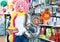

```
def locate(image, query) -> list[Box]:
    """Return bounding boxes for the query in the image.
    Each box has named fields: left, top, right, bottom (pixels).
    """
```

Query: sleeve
left=26, top=13, right=31, bottom=25
left=24, top=14, right=32, bottom=37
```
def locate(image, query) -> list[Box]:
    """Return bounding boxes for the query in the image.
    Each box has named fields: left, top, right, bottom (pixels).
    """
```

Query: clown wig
left=14, top=0, right=29, bottom=13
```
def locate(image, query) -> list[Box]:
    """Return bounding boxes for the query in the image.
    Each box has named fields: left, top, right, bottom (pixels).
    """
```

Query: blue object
left=29, top=28, right=35, bottom=33
left=15, top=35, right=29, bottom=42
left=32, top=0, right=37, bottom=2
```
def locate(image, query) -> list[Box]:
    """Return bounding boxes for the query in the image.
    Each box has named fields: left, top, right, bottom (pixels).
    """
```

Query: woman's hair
left=14, top=0, right=29, bottom=13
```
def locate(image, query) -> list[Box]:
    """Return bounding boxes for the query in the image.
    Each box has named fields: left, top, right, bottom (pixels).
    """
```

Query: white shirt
left=15, top=15, right=27, bottom=35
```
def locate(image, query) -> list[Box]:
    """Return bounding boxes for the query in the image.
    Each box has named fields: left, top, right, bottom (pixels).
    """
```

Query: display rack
left=31, top=0, right=60, bottom=42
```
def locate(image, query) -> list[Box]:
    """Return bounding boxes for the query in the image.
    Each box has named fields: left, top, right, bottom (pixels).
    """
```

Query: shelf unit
left=31, top=0, right=60, bottom=42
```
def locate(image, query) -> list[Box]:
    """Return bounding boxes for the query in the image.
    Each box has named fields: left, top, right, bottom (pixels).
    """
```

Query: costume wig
left=14, top=0, right=29, bottom=13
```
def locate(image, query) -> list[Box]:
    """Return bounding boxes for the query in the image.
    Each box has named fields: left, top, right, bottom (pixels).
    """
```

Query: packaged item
left=52, top=29, right=55, bottom=36
left=52, top=7, right=57, bottom=13
left=40, top=27, right=46, bottom=35
left=48, top=17, right=54, bottom=26
left=46, top=28, right=51, bottom=38
left=40, top=27, right=46, bottom=38
left=56, top=18, right=60, bottom=26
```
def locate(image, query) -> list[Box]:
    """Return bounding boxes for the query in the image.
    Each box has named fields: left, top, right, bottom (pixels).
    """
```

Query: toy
left=7, top=0, right=29, bottom=42
left=41, top=8, right=51, bottom=25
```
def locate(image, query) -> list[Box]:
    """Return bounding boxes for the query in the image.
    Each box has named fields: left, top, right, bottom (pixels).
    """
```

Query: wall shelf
left=39, top=24, right=60, bottom=29
left=38, top=37, right=55, bottom=42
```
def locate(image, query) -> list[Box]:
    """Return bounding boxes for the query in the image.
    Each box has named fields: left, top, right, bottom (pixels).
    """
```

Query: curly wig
left=14, top=0, right=29, bottom=13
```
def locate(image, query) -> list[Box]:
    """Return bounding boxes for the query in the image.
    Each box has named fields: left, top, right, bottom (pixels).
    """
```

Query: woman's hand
left=6, top=28, right=19, bottom=34
left=6, top=29, right=13, bottom=34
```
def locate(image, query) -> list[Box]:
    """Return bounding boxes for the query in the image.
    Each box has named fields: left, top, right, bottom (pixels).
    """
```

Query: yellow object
left=40, top=34, right=46, bottom=39
left=7, top=3, right=13, bottom=9
left=8, top=11, right=26, bottom=42
left=9, top=34, right=14, bottom=42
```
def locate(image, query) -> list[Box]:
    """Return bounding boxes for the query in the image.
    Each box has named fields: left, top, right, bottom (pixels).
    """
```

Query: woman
left=6, top=0, right=30, bottom=42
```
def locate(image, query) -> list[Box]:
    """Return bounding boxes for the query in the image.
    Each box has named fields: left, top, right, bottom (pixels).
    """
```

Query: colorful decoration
left=8, top=3, right=14, bottom=11
left=1, top=1, right=7, bottom=7
left=12, top=0, right=17, bottom=4
left=2, top=8, right=6, bottom=13
left=41, top=8, right=51, bottom=25
left=14, top=0, right=29, bottom=13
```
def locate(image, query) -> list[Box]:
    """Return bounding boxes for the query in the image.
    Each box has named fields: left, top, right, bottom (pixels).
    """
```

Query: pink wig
left=14, top=0, right=29, bottom=13
left=25, top=0, right=31, bottom=3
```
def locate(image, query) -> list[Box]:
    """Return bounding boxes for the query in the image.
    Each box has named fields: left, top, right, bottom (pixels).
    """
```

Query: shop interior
left=0, top=0, right=60, bottom=42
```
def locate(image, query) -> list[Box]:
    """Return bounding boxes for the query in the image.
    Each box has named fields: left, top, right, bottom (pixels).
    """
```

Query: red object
left=0, top=14, right=3, bottom=16
left=49, top=36, right=54, bottom=41
left=12, top=8, right=14, bottom=11
left=13, top=14, right=17, bottom=42
left=55, top=30, right=59, bottom=42
left=59, top=33, right=60, bottom=40
left=57, top=2, right=60, bottom=6
left=55, top=37, right=58, bottom=42
left=55, top=30, right=59, bottom=36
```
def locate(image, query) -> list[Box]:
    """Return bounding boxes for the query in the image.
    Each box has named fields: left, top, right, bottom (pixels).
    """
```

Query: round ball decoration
left=2, top=8, right=6, bottom=13
left=1, top=1, right=7, bottom=7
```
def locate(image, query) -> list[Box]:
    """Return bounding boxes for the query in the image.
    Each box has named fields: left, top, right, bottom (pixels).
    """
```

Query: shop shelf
left=51, top=16, right=60, bottom=18
left=38, top=37, right=55, bottom=42
left=39, top=24, right=53, bottom=28
left=39, top=24, right=60, bottom=29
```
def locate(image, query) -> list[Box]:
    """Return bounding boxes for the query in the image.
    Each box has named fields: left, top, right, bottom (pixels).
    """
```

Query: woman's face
left=19, top=5, right=24, bottom=12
